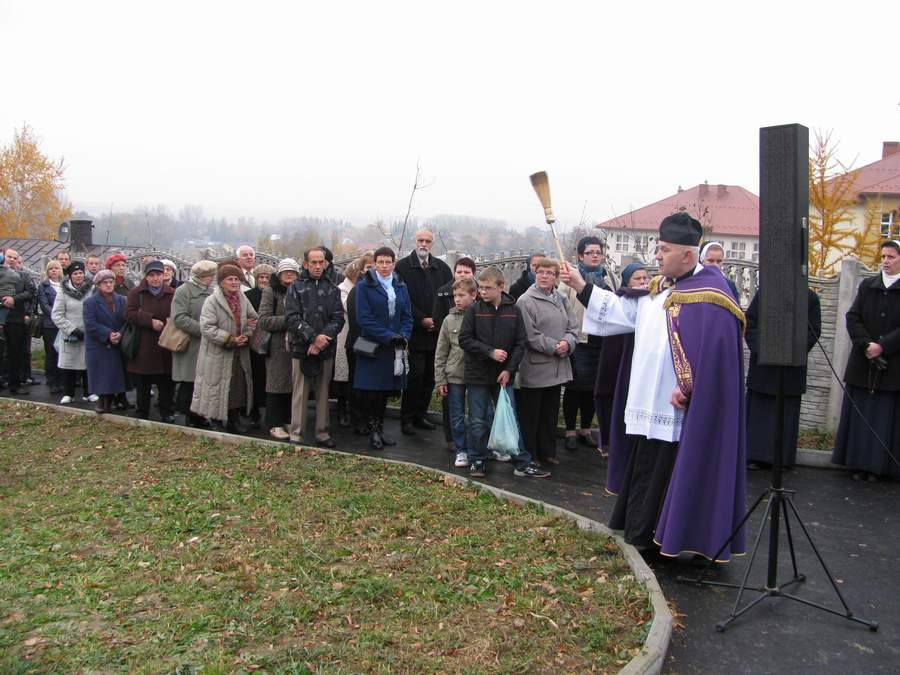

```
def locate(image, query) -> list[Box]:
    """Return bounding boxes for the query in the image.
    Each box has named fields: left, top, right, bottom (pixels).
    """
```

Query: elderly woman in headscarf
left=191, top=264, right=258, bottom=433
left=244, top=262, right=275, bottom=428
left=82, top=269, right=128, bottom=413
left=171, top=260, right=217, bottom=427
left=51, top=261, right=96, bottom=404
left=257, top=258, right=300, bottom=439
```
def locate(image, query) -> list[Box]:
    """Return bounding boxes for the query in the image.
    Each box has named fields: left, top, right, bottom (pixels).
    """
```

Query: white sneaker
left=84, top=394, right=100, bottom=402
left=59, top=395, right=73, bottom=404
left=492, top=450, right=512, bottom=462
left=454, top=451, right=469, bottom=467
left=270, top=427, right=290, bottom=440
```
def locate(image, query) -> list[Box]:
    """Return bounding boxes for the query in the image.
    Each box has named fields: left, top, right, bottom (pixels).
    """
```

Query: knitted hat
left=105, top=253, right=127, bottom=269
left=252, top=263, right=276, bottom=279
left=277, top=258, right=300, bottom=276
left=218, top=263, right=243, bottom=284
left=93, top=269, right=115, bottom=286
left=159, top=259, right=177, bottom=272
left=143, top=260, right=165, bottom=274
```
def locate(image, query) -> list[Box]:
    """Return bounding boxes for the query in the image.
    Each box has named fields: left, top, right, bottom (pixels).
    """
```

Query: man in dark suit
left=394, top=229, right=453, bottom=435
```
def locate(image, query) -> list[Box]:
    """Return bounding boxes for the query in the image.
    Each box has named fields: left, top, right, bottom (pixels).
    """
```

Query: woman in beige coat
left=171, top=260, right=216, bottom=427
left=515, top=257, right=579, bottom=465
left=190, top=265, right=258, bottom=433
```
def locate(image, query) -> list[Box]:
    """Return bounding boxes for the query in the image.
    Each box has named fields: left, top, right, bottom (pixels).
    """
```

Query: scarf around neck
left=376, top=271, right=397, bottom=317
left=62, top=278, right=90, bottom=300
left=883, top=270, right=900, bottom=288
left=223, top=289, right=242, bottom=334
left=578, top=261, right=607, bottom=288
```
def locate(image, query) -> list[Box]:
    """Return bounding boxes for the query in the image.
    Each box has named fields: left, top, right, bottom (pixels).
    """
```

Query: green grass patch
left=30, top=345, right=45, bottom=374
left=798, top=427, right=835, bottom=451
left=0, top=401, right=649, bottom=672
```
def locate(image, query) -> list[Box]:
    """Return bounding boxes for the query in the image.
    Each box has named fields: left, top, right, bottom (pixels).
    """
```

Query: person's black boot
left=377, top=420, right=396, bottom=446
left=226, top=410, right=248, bottom=434
left=368, top=418, right=383, bottom=450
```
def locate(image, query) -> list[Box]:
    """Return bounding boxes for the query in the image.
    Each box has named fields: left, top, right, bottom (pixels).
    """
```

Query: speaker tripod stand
left=678, top=368, right=878, bottom=633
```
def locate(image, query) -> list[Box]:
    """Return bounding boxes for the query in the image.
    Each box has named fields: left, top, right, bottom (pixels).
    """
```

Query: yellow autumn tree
left=808, top=130, right=860, bottom=277
left=0, top=124, right=72, bottom=239
left=853, top=195, right=886, bottom=269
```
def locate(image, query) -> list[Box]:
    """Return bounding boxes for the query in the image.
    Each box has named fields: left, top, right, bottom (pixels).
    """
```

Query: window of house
left=881, top=212, right=897, bottom=238
left=727, top=241, right=746, bottom=260
left=614, top=233, right=628, bottom=253
left=752, top=242, right=759, bottom=262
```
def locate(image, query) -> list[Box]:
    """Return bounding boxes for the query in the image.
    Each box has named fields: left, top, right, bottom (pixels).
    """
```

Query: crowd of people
left=1, top=228, right=898, bottom=562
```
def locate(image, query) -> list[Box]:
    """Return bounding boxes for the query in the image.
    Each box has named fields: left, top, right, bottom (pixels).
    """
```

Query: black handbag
left=29, top=313, right=43, bottom=339
left=121, top=293, right=142, bottom=360
left=353, top=336, right=379, bottom=358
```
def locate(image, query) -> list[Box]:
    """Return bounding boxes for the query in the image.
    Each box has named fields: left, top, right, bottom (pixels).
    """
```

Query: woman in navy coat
left=353, top=247, right=413, bottom=449
left=83, top=270, right=128, bottom=414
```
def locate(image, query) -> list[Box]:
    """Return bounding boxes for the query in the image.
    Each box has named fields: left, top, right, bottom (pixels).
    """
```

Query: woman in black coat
left=832, top=240, right=900, bottom=481
left=38, top=260, right=64, bottom=394
left=745, top=287, right=821, bottom=469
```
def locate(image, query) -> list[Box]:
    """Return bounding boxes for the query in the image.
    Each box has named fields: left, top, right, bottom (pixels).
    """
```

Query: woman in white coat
left=190, top=264, right=258, bottom=433
left=51, top=261, right=97, bottom=404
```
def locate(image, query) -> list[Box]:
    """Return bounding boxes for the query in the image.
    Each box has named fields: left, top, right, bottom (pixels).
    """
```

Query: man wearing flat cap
left=562, top=211, right=747, bottom=562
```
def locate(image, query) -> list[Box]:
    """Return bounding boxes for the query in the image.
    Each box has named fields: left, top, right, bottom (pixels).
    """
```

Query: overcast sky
left=2, top=0, right=898, bottom=231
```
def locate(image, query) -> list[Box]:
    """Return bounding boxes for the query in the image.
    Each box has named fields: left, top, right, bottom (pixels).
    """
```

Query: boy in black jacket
left=458, top=267, right=549, bottom=479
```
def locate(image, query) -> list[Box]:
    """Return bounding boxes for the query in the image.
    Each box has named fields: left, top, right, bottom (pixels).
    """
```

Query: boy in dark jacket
left=458, top=267, right=549, bottom=479
left=284, top=246, right=345, bottom=448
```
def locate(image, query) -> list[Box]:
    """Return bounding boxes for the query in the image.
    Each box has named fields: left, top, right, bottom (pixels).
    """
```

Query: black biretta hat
left=659, top=212, right=703, bottom=246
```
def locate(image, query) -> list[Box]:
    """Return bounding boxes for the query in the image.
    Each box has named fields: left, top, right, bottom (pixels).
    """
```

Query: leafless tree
left=377, top=158, right=434, bottom=252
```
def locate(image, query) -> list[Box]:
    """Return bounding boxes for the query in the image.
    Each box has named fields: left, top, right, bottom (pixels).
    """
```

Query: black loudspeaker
left=758, top=123, right=809, bottom=367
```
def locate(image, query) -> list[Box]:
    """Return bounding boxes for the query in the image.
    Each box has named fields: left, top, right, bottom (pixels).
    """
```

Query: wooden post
left=826, top=257, right=861, bottom=429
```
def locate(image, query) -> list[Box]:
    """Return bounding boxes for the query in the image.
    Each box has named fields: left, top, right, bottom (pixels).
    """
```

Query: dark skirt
left=228, top=353, right=247, bottom=411
left=568, top=342, right=601, bottom=392
left=609, top=435, right=679, bottom=549
left=746, top=390, right=802, bottom=466
left=832, top=386, right=900, bottom=478
left=265, top=392, right=292, bottom=428
left=249, top=351, right=267, bottom=411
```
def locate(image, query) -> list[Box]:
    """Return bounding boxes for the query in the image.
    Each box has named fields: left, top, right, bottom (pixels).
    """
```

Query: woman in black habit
left=832, top=240, right=900, bottom=481
left=744, top=286, right=821, bottom=469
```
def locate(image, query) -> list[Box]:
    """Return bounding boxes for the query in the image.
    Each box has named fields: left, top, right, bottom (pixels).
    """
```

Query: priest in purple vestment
left=561, top=212, right=747, bottom=562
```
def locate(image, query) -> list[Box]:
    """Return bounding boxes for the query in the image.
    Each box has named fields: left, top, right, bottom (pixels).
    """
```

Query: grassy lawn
left=0, top=402, right=649, bottom=672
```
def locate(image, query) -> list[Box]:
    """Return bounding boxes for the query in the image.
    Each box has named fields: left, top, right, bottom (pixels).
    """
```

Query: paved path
left=5, top=388, right=898, bottom=673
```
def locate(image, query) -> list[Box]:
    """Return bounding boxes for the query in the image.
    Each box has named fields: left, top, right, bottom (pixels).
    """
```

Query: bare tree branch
left=397, top=157, right=433, bottom=252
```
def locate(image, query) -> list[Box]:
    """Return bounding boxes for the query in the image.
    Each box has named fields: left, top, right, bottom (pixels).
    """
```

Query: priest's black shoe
left=380, top=432, right=397, bottom=446
left=317, top=437, right=337, bottom=449
left=412, top=416, right=436, bottom=430
left=401, top=422, right=416, bottom=435
left=160, top=413, right=176, bottom=424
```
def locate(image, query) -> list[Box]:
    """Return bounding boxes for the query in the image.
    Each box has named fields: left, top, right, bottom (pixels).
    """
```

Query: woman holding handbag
left=51, top=261, right=96, bottom=404
left=83, top=270, right=127, bottom=413
left=125, top=260, right=176, bottom=422
left=257, top=258, right=300, bottom=439
left=353, top=247, right=413, bottom=449
left=171, top=260, right=217, bottom=427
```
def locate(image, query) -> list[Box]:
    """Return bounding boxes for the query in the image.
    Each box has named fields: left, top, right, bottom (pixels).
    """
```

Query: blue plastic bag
left=487, top=386, right=520, bottom=454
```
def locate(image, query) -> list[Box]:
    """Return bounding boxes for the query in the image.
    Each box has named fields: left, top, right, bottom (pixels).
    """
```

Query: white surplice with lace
left=582, top=283, right=687, bottom=443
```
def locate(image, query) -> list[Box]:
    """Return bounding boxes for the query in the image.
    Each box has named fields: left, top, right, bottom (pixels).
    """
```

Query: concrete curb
left=4, top=397, right=672, bottom=675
